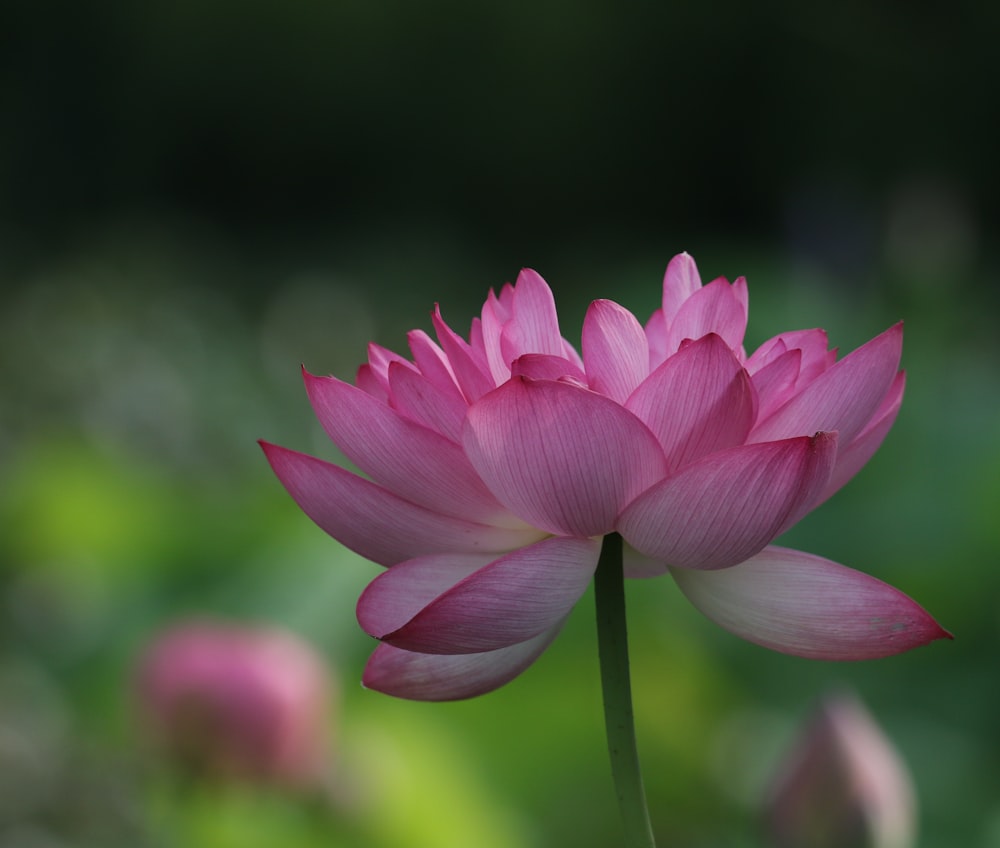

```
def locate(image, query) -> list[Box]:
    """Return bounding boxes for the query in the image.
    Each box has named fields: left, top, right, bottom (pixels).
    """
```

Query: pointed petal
left=750, top=348, right=802, bottom=422
left=671, top=545, right=951, bottom=659
left=305, top=369, right=514, bottom=525
left=582, top=299, right=650, bottom=403
left=617, top=433, right=837, bottom=569
left=667, top=277, right=748, bottom=353
left=750, top=324, right=903, bottom=447
left=260, top=442, right=544, bottom=565
left=387, top=361, right=467, bottom=442
left=463, top=378, right=668, bottom=537
left=818, top=371, right=906, bottom=504
left=362, top=621, right=565, bottom=701
left=407, top=329, right=462, bottom=396
left=359, top=537, right=600, bottom=653
left=626, top=333, right=756, bottom=472
left=366, top=342, right=415, bottom=391
left=432, top=305, right=495, bottom=402
left=500, top=269, right=565, bottom=359
left=661, top=252, right=703, bottom=318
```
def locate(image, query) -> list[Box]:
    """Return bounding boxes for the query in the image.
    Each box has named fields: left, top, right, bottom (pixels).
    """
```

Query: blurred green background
left=2, top=2, right=998, bottom=846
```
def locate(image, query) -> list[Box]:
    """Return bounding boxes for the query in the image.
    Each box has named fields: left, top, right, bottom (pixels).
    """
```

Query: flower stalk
left=595, top=532, right=656, bottom=848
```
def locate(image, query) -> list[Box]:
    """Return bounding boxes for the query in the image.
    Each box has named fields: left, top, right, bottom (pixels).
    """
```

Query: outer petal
left=260, top=443, right=544, bottom=566
left=626, top=333, right=756, bottom=472
left=817, top=371, right=906, bottom=505
left=617, top=433, right=837, bottom=569
left=666, top=278, right=748, bottom=354
left=358, top=536, right=600, bottom=653
left=582, top=299, right=650, bottom=403
left=671, top=545, right=951, bottom=659
left=305, top=369, right=517, bottom=526
left=463, top=378, right=668, bottom=537
left=362, top=621, right=565, bottom=701
left=750, top=324, right=903, bottom=447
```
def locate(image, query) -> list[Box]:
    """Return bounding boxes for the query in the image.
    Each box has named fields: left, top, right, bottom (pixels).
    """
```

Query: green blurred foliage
left=2, top=2, right=999, bottom=847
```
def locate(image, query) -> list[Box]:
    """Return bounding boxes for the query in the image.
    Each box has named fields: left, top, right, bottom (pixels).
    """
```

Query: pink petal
left=463, top=378, right=668, bottom=537
left=260, top=443, right=544, bottom=566
left=645, top=309, right=669, bottom=369
left=818, top=371, right=906, bottom=504
left=479, top=289, right=512, bottom=384
left=305, top=369, right=514, bottom=526
left=750, top=324, right=903, bottom=447
left=616, top=433, right=837, bottom=569
left=365, top=342, right=416, bottom=391
left=387, top=361, right=467, bottom=442
left=750, top=348, right=802, bottom=422
left=510, top=353, right=588, bottom=384
left=626, top=333, right=757, bottom=472
left=355, top=363, right=387, bottom=401
left=432, top=305, right=495, bottom=402
left=359, top=536, right=600, bottom=653
left=582, top=299, right=650, bottom=403
left=666, top=277, right=748, bottom=354
left=661, top=252, right=703, bottom=318
left=499, top=269, right=565, bottom=360
left=671, top=545, right=951, bottom=659
left=362, top=621, right=565, bottom=701
left=407, top=329, right=462, bottom=396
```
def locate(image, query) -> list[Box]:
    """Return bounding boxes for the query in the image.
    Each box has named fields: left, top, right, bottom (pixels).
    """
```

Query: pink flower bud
left=134, top=619, right=334, bottom=788
left=764, top=692, right=916, bottom=848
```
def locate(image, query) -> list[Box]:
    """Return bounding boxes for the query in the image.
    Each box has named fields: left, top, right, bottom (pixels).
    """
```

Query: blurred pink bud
left=764, top=692, right=916, bottom=848
left=135, top=619, right=334, bottom=787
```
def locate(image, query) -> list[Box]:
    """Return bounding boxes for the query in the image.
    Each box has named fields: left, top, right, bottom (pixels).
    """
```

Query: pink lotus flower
left=135, top=619, right=333, bottom=786
left=261, top=253, right=948, bottom=701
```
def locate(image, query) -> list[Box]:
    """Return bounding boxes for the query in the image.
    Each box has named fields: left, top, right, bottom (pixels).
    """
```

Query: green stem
left=595, top=532, right=656, bottom=848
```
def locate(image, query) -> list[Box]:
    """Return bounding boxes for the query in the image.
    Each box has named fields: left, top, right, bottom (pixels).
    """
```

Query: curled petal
left=305, top=369, right=516, bottom=526
left=260, top=443, right=544, bottom=566
left=671, top=546, right=951, bottom=659
left=362, top=621, right=565, bottom=701
left=582, top=299, right=650, bottom=403
left=751, top=324, right=903, bottom=447
left=818, top=371, right=906, bottom=504
left=626, top=333, right=756, bottom=472
left=359, top=536, right=600, bottom=653
left=617, top=433, right=837, bottom=569
left=464, top=378, right=668, bottom=537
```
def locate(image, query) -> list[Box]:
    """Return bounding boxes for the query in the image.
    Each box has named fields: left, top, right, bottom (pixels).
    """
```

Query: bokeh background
left=2, top=2, right=998, bottom=846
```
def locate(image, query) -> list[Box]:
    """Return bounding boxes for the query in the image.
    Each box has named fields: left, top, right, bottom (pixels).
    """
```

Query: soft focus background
left=2, top=3, right=998, bottom=846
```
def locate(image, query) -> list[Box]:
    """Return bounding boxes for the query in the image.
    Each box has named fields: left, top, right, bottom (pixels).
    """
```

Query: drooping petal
left=359, top=536, right=600, bottom=654
left=387, top=361, right=467, bottom=442
left=671, top=546, right=951, bottom=659
left=661, top=252, right=703, bottom=319
left=666, top=278, right=748, bottom=354
left=305, top=369, right=516, bottom=526
left=362, top=621, right=565, bottom=701
left=431, top=305, right=495, bottom=402
left=499, top=269, right=565, bottom=360
left=817, top=371, right=906, bottom=504
left=750, top=324, right=903, bottom=447
left=259, top=443, right=544, bottom=566
left=463, top=377, right=668, bottom=537
left=582, top=299, right=650, bottom=403
left=617, top=433, right=837, bottom=569
left=626, top=333, right=756, bottom=472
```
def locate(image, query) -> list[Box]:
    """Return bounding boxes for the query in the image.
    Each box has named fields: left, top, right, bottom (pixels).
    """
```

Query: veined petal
left=671, top=546, right=951, bottom=659
left=582, top=299, right=650, bottom=403
left=662, top=252, right=703, bottom=318
left=366, top=342, right=415, bottom=391
left=432, top=305, right=495, bottom=402
left=645, top=309, right=669, bottom=369
left=387, top=361, right=467, bottom=442
left=626, top=333, right=756, bottom=472
left=500, top=269, right=565, bottom=359
left=463, top=378, right=668, bottom=537
left=305, top=369, right=516, bottom=526
left=407, top=329, right=463, bottom=396
left=750, top=348, right=802, bottom=422
left=667, top=277, right=748, bottom=353
left=480, top=289, right=512, bottom=384
left=510, top=353, right=587, bottom=384
left=362, top=621, right=565, bottom=701
left=617, top=433, right=837, bottom=569
left=750, top=324, right=903, bottom=446
left=818, top=371, right=906, bottom=504
left=259, top=443, right=544, bottom=566
left=359, top=536, right=600, bottom=653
